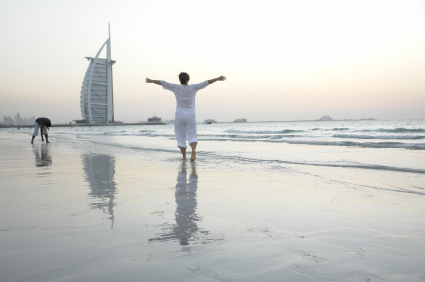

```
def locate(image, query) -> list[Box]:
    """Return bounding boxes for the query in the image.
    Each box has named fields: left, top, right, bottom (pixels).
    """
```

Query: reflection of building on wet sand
left=150, top=162, right=203, bottom=246
left=82, top=154, right=116, bottom=228
left=33, top=144, right=52, bottom=167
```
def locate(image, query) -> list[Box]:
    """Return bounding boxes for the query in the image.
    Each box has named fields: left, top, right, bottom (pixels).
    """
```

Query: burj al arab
left=80, top=25, right=116, bottom=123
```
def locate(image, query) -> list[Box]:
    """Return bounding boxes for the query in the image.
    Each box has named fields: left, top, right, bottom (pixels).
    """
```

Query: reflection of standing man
left=149, top=161, right=200, bottom=245
left=174, top=161, right=199, bottom=245
left=31, top=117, right=51, bottom=144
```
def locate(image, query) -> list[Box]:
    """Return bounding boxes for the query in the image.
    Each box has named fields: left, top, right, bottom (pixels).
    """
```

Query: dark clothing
left=36, top=118, right=51, bottom=127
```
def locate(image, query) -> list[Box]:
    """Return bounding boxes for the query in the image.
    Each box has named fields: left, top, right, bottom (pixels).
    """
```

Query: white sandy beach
left=1, top=130, right=425, bottom=282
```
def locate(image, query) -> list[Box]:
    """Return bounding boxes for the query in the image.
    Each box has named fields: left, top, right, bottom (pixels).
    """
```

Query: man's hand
left=208, top=75, right=227, bottom=84
left=146, top=78, right=161, bottom=85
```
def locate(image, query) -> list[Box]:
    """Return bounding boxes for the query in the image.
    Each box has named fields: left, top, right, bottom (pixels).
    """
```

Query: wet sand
left=1, top=132, right=425, bottom=281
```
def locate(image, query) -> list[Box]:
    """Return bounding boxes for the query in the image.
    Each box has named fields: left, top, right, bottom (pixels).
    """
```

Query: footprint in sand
left=301, top=253, right=328, bottom=264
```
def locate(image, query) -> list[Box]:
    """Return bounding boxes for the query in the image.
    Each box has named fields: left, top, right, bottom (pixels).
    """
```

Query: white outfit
left=161, top=80, right=209, bottom=148
left=32, top=121, right=48, bottom=136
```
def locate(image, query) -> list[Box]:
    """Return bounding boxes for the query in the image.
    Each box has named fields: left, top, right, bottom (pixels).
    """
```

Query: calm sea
left=4, top=119, right=425, bottom=196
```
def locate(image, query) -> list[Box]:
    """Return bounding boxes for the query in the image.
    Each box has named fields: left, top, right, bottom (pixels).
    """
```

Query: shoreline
left=3, top=118, right=424, bottom=129
left=4, top=118, right=425, bottom=129
left=1, top=119, right=368, bottom=129
left=0, top=122, right=167, bottom=128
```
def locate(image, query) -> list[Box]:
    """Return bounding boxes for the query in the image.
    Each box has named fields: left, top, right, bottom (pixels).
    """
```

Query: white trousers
left=174, top=111, right=197, bottom=148
left=32, top=121, right=48, bottom=136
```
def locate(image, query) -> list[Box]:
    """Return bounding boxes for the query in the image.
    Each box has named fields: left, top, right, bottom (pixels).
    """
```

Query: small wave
left=198, top=137, right=425, bottom=150
left=226, top=134, right=272, bottom=139
left=282, top=140, right=425, bottom=150
left=204, top=151, right=425, bottom=176
left=139, top=129, right=155, bottom=133
left=332, top=134, right=425, bottom=140
left=225, top=129, right=302, bottom=134
left=78, top=137, right=424, bottom=180
left=361, top=128, right=425, bottom=133
left=270, top=135, right=298, bottom=139
left=198, top=134, right=299, bottom=139
left=332, top=127, right=350, bottom=131
left=312, top=128, right=350, bottom=131
left=104, top=131, right=125, bottom=135
left=201, top=134, right=273, bottom=139
left=138, top=131, right=156, bottom=136
left=147, top=133, right=175, bottom=138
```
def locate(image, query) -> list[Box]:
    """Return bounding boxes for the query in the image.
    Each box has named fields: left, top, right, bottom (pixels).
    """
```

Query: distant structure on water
left=204, top=119, right=217, bottom=124
left=233, top=118, right=247, bottom=123
left=148, top=116, right=162, bottom=123
left=80, top=24, right=116, bottom=124
left=317, top=115, right=333, bottom=121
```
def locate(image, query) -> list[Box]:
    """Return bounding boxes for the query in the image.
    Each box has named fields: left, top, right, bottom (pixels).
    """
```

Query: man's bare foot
left=46, top=141, right=50, bottom=143
left=179, top=147, right=187, bottom=159
left=190, top=151, right=196, bottom=162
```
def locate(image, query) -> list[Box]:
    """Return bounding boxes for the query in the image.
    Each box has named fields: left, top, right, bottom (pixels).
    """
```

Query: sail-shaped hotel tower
left=80, top=26, right=116, bottom=123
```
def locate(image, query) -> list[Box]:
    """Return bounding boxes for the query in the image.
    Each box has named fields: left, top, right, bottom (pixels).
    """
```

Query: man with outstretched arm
left=146, top=73, right=226, bottom=161
left=31, top=117, right=52, bottom=144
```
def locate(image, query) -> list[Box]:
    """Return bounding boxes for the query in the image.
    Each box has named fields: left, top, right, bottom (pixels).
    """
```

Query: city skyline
left=2, top=113, right=36, bottom=126
left=1, top=0, right=424, bottom=124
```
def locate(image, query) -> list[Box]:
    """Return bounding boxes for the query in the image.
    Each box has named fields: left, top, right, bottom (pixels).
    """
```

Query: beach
left=1, top=120, right=425, bottom=281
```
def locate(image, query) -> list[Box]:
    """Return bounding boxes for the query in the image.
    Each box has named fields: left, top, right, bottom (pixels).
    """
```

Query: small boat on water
left=317, top=115, right=333, bottom=121
left=148, top=116, right=162, bottom=122
left=204, top=119, right=217, bottom=124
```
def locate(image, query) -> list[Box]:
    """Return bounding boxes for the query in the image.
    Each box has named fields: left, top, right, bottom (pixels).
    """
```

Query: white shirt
left=161, top=81, right=209, bottom=114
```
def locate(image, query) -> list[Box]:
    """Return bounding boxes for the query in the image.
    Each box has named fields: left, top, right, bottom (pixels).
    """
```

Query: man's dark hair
left=179, top=72, right=190, bottom=84
left=46, top=122, right=52, bottom=128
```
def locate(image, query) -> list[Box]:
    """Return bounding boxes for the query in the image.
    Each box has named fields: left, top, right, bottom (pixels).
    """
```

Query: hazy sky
left=1, top=0, right=424, bottom=123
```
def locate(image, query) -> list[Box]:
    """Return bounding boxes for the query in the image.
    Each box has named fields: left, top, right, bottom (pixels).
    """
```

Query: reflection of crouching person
left=31, top=117, right=51, bottom=144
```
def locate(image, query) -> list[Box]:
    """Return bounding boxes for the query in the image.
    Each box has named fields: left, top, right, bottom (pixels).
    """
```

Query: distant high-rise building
left=80, top=24, right=116, bottom=123
left=3, top=116, right=13, bottom=125
left=15, top=113, right=22, bottom=125
left=28, top=116, right=35, bottom=125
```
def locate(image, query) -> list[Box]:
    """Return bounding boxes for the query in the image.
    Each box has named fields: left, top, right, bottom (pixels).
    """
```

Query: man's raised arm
left=145, top=78, right=162, bottom=85
left=208, top=75, right=227, bottom=85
